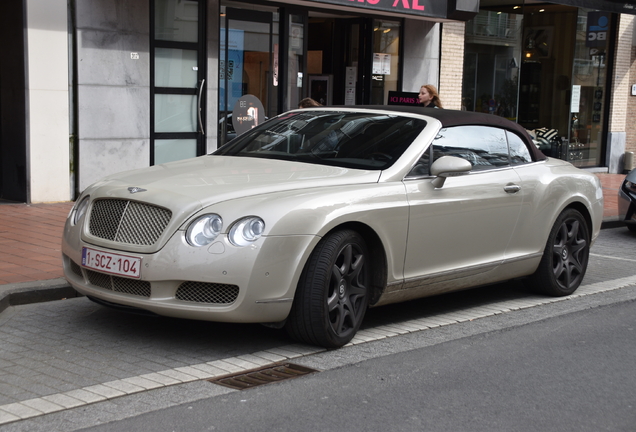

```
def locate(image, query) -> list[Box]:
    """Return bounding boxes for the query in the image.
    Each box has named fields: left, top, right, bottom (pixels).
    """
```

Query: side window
left=431, top=126, right=510, bottom=172
left=406, top=146, right=431, bottom=177
left=507, top=131, right=533, bottom=165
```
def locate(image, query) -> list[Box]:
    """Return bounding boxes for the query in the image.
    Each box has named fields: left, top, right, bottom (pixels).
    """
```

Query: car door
left=402, top=125, right=524, bottom=288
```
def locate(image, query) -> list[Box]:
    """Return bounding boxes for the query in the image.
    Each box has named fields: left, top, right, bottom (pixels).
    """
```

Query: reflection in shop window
left=372, top=20, right=400, bottom=105
left=462, top=10, right=522, bottom=118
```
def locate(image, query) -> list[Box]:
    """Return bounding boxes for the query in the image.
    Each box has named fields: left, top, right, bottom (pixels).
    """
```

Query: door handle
left=198, top=79, right=205, bottom=135
left=504, top=183, right=521, bottom=194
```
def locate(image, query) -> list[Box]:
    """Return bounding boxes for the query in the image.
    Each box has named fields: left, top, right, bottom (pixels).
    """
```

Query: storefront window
left=463, top=3, right=611, bottom=168
left=569, top=9, right=610, bottom=167
left=219, top=5, right=278, bottom=145
left=371, top=19, right=400, bottom=105
left=463, top=10, right=522, bottom=117
left=152, top=0, right=205, bottom=164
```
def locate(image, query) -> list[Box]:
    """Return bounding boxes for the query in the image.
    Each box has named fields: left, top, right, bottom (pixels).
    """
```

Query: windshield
left=213, top=110, right=427, bottom=170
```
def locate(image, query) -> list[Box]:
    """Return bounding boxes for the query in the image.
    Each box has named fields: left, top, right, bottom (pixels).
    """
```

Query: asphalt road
left=0, top=226, right=635, bottom=431
left=78, top=297, right=636, bottom=432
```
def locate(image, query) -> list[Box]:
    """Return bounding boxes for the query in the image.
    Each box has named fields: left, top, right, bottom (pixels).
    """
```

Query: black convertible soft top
left=332, top=105, right=547, bottom=162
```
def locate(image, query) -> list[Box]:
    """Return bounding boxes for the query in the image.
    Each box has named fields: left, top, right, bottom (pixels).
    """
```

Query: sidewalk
left=0, top=173, right=628, bottom=312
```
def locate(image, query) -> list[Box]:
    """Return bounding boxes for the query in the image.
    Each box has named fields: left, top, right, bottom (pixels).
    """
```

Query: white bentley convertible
left=62, top=107, right=603, bottom=348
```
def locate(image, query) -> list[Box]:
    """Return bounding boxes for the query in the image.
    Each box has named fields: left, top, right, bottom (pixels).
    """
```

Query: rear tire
left=286, top=230, right=370, bottom=348
left=529, top=208, right=590, bottom=296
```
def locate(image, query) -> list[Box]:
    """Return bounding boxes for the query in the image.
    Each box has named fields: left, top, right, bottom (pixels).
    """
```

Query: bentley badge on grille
left=127, top=187, right=147, bottom=194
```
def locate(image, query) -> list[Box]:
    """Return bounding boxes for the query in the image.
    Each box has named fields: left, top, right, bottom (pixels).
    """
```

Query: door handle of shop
left=198, top=79, right=205, bottom=135
left=504, top=183, right=521, bottom=194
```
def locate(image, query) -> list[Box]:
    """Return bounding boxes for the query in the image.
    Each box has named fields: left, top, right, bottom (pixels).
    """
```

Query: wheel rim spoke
left=341, top=244, right=352, bottom=274
left=327, top=290, right=339, bottom=312
left=327, top=241, right=368, bottom=337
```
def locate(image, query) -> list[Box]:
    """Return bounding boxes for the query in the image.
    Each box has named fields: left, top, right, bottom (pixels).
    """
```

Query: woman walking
left=418, top=84, right=443, bottom=108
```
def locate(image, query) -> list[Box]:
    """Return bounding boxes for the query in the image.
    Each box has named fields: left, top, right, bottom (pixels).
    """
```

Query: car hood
left=86, top=155, right=381, bottom=213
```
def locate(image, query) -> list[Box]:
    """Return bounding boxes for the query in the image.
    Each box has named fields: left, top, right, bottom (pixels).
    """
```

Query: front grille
left=88, top=199, right=171, bottom=246
left=175, top=282, right=239, bottom=304
left=85, top=269, right=151, bottom=297
left=70, top=259, right=83, bottom=278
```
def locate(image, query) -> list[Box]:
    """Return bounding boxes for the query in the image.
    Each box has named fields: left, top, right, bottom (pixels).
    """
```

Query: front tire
left=529, top=208, right=590, bottom=296
left=286, top=230, right=370, bottom=348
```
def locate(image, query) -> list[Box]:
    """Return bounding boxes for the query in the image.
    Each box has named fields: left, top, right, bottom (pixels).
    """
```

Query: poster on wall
left=219, top=28, right=244, bottom=112
left=571, top=85, right=581, bottom=114
left=372, top=53, right=391, bottom=75
left=233, top=95, right=266, bottom=136
left=345, top=66, right=356, bottom=105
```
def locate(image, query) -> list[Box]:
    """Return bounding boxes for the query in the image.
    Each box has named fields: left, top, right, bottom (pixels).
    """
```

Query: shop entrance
left=151, top=0, right=208, bottom=165
left=307, top=16, right=401, bottom=106
left=217, top=3, right=402, bottom=145
left=219, top=7, right=276, bottom=146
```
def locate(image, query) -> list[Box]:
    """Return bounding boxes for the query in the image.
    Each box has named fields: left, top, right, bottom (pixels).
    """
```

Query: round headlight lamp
left=186, top=214, right=223, bottom=247
left=229, top=217, right=265, bottom=247
left=73, top=196, right=90, bottom=225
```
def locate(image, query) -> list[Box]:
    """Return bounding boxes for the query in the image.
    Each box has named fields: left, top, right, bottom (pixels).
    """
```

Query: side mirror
left=430, top=156, right=472, bottom=188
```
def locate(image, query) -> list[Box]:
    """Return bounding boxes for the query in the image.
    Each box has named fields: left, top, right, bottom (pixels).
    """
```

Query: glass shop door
left=219, top=8, right=274, bottom=146
left=151, top=0, right=207, bottom=165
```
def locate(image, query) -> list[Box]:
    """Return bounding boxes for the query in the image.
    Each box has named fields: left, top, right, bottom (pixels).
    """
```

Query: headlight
left=72, top=196, right=90, bottom=225
left=186, top=214, right=223, bottom=247
left=625, top=180, right=636, bottom=193
left=228, top=217, right=265, bottom=247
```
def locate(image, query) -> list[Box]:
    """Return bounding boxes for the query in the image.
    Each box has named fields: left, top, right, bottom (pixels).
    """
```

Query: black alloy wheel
left=286, top=229, right=370, bottom=348
left=530, top=208, right=590, bottom=296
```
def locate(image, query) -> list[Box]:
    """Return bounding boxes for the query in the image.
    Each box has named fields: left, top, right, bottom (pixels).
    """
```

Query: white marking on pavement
left=590, top=253, right=636, bottom=263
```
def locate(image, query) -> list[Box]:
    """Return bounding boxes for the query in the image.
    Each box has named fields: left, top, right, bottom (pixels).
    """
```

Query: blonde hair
left=420, top=85, right=443, bottom=108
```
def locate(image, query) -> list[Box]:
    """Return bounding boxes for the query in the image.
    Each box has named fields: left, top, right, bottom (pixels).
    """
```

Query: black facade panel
left=0, top=0, right=28, bottom=202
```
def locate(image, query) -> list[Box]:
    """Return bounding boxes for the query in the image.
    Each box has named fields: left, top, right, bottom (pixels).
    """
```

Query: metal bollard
left=625, top=151, right=634, bottom=172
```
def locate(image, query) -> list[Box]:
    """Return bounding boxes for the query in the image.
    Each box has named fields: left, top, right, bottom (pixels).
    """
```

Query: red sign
left=307, top=0, right=448, bottom=19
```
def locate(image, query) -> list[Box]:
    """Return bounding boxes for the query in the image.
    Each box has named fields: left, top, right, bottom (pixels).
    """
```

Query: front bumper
left=618, top=184, right=636, bottom=225
left=62, top=219, right=318, bottom=323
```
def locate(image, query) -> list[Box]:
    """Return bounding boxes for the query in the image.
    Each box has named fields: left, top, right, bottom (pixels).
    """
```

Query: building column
left=625, top=15, right=636, bottom=166
left=25, top=0, right=71, bottom=202
left=607, top=13, right=633, bottom=173
left=439, top=21, right=465, bottom=111
left=402, top=19, right=440, bottom=93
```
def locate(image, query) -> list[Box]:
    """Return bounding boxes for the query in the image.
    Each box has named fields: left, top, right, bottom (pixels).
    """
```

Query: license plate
left=82, top=247, right=141, bottom=279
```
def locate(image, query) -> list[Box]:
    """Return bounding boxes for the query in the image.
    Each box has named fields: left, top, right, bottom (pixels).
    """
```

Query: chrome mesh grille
left=70, top=259, right=83, bottom=278
left=89, top=199, right=171, bottom=246
left=175, top=282, right=239, bottom=304
left=85, top=269, right=151, bottom=297
left=112, top=276, right=151, bottom=297
left=86, top=269, right=111, bottom=290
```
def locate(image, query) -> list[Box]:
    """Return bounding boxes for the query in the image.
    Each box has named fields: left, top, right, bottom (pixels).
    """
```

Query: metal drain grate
left=211, top=363, right=317, bottom=390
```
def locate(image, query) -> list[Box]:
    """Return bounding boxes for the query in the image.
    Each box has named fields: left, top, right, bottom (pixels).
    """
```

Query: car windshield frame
left=213, top=110, right=427, bottom=170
